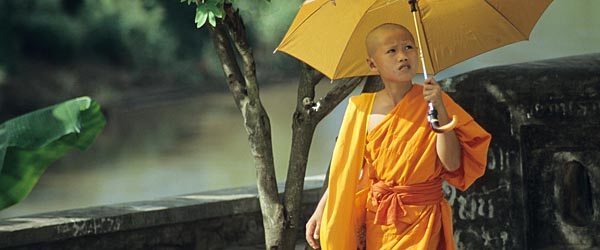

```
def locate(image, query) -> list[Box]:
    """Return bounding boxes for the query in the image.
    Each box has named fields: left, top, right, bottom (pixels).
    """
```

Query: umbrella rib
left=482, top=0, right=527, bottom=39
left=422, top=1, right=551, bottom=75
left=416, top=3, right=437, bottom=75
left=277, top=0, right=332, bottom=49
left=332, top=0, right=380, bottom=79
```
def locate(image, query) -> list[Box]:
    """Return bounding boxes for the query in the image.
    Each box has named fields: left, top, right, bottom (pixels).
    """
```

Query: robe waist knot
left=369, top=178, right=444, bottom=225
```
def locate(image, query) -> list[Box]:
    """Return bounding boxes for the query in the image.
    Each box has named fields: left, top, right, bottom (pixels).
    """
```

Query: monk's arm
left=306, top=188, right=328, bottom=247
left=315, top=188, right=329, bottom=214
left=435, top=104, right=461, bottom=172
left=423, top=78, right=461, bottom=171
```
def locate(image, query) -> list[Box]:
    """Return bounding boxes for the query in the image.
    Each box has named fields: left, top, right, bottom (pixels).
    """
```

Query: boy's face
left=366, top=27, right=418, bottom=83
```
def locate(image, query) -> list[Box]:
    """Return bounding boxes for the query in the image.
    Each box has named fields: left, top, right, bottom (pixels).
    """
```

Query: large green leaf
left=0, top=97, right=106, bottom=210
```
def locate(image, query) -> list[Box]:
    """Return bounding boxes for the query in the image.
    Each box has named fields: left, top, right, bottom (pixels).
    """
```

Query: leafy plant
left=195, top=1, right=223, bottom=28
left=184, top=0, right=270, bottom=28
left=0, top=97, right=106, bottom=210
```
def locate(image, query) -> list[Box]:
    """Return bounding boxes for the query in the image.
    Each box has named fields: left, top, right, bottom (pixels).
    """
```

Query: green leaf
left=195, top=5, right=209, bottom=28
left=179, top=0, right=194, bottom=5
left=0, top=97, right=106, bottom=210
left=206, top=4, right=223, bottom=18
left=208, top=11, right=216, bottom=27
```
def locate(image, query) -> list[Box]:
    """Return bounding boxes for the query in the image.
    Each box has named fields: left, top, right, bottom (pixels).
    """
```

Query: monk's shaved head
left=365, top=23, right=415, bottom=57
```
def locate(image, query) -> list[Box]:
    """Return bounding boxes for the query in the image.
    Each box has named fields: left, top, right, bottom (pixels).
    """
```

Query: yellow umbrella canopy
left=276, top=0, right=553, bottom=80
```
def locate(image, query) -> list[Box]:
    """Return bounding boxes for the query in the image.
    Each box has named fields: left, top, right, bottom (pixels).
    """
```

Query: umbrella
left=275, top=0, right=553, bottom=132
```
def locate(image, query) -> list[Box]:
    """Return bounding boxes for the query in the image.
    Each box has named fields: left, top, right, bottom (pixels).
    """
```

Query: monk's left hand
left=422, top=77, right=445, bottom=110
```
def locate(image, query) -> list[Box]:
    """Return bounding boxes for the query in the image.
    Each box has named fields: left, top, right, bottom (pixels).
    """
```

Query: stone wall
left=444, top=53, right=600, bottom=249
left=0, top=179, right=323, bottom=250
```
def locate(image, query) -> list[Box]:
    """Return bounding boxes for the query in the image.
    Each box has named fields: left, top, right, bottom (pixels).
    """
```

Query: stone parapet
left=444, top=53, right=600, bottom=249
left=0, top=177, right=324, bottom=249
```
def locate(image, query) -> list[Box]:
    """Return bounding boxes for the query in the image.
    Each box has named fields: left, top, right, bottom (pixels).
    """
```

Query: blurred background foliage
left=0, top=0, right=301, bottom=120
left=0, top=0, right=314, bottom=218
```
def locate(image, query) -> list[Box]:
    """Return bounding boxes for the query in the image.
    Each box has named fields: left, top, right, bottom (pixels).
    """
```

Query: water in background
left=1, top=0, right=599, bottom=218
left=0, top=81, right=352, bottom=218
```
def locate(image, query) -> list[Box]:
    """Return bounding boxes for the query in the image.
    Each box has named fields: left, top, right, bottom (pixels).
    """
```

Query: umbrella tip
left=273, top=48, right=278, bottom=54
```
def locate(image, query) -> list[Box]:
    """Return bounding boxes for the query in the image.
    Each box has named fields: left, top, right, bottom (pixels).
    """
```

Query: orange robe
left=320, top=85, right=491, bottom=249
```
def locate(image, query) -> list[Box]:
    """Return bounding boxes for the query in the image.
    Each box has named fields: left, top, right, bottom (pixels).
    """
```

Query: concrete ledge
left=0, top=177, right=325, bottom=249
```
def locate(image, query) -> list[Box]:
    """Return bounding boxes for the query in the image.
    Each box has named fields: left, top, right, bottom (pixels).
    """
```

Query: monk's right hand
left=305, top=212, right=322, bottom=249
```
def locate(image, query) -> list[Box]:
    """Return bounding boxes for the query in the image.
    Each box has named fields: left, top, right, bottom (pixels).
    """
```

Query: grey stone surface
left=0, top=179, right=324, bottom=249
left=444, top=53, right=600, bottom=249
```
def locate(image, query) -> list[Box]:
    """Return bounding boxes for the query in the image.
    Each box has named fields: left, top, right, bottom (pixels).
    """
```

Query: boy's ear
left=366, top=58, right=378, bottom=72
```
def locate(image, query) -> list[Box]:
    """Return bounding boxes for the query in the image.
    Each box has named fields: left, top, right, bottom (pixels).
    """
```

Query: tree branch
left=210, top=10, right=283, bottom=249
left=208, top=23, right=248, bottom=109
left=296, top=63, right=324, bottom=116
left=362, top=75, right=384, bottom=93
left=313, top=76, right=365, bottom=121
left=223, top=4, right=260, bottom=102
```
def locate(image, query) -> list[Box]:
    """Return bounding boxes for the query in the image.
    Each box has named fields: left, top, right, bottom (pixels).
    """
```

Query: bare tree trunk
left=282, top=63, right=366, bottom=249
left=209, top=5, right=284, bottom=249
left=207, top=3, right=383, bottom=248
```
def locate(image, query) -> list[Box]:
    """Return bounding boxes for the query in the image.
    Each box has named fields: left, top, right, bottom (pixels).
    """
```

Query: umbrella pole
left=409, top=0, right=457, bottom=133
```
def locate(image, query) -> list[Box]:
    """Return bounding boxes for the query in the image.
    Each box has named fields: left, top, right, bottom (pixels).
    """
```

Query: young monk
left=305, top=23, right=492, bottom=249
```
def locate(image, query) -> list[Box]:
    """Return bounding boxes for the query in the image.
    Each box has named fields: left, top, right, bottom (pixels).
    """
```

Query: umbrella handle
left=410, top=1, right=457, bottom=133
left=427, top=102, right=458, bottom=133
